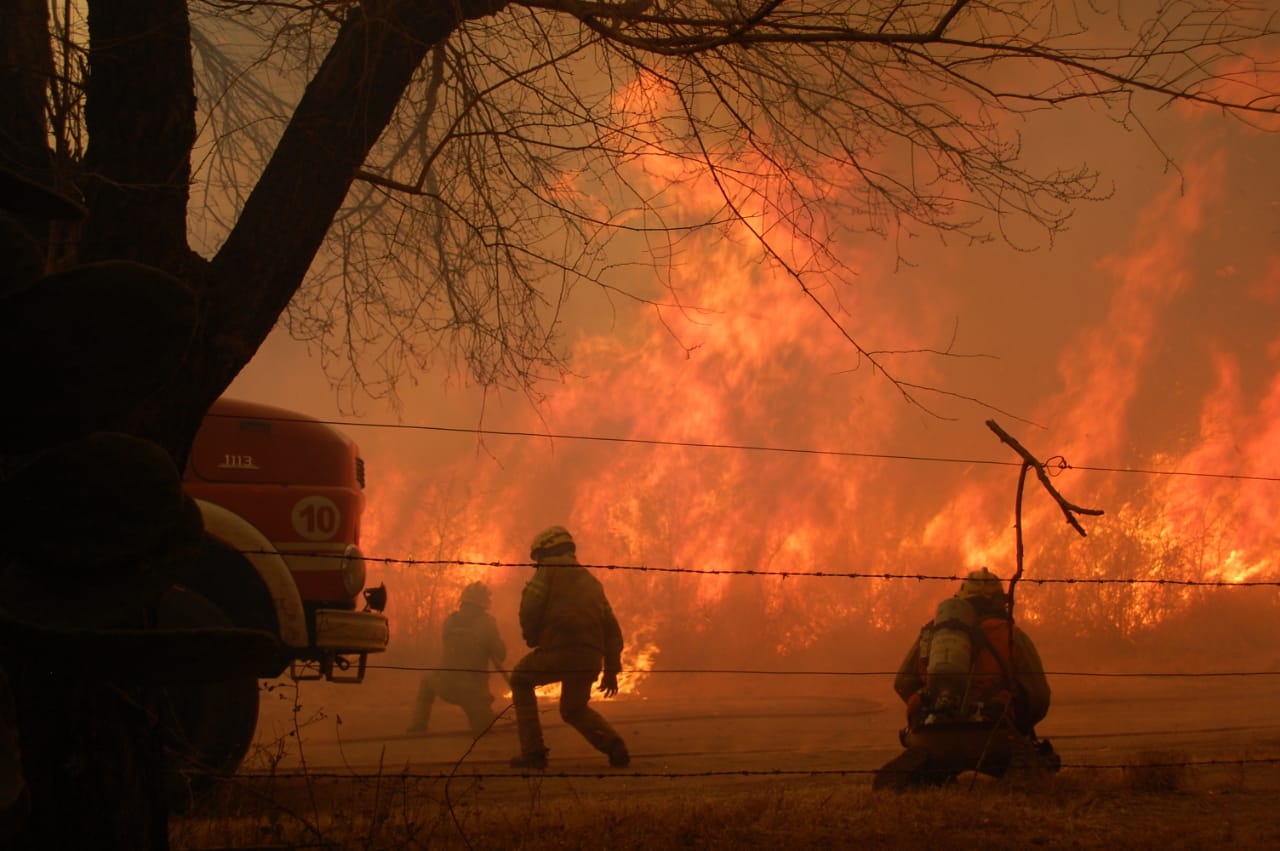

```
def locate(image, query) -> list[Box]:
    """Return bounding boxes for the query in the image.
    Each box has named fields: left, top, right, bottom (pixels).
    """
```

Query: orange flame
left=238, top=76, right=1280, bottom=683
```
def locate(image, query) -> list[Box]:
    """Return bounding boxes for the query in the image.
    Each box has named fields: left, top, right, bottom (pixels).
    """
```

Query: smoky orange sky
left=228, top=81, right=1279, bottom=697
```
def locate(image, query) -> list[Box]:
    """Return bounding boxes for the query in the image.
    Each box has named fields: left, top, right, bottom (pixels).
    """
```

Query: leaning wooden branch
left=986, top=419, right=1104, bottom=536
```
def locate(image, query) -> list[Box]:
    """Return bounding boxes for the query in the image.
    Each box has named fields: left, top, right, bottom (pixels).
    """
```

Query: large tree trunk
left=12, top=3, right=518, bottom=849
left=82, top=0, right=195, bottom=271
left=8, top=2, right=511, bottom=462
left=0, top=0, right=58, bottom=259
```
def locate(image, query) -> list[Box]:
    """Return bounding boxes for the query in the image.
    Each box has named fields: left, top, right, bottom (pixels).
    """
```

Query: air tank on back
left=923, top=596, right=977, bottom=715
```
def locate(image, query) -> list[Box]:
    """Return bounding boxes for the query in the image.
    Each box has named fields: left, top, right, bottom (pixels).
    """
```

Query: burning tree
left=1, top=0, right=1277, bottom=461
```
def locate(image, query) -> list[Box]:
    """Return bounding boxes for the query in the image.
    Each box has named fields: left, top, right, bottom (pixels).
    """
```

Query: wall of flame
left=233, top=70, right=1280, bottom=698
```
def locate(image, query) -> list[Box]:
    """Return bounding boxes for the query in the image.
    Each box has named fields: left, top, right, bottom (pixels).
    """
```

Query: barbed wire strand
left=226, top=755, right=1280, bottom=782
left=204, top=412, right=1280, bottom=484
left=362, top=664, right=1280, bottom=679
left=239, top=548, right=1280, bottom=587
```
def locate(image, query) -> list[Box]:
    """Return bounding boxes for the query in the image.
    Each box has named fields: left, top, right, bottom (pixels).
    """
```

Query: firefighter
left=406, top=581, right=507, bottom=737
left=894, top=568, right=1051, bottom=733
left=507, top=526, right=630, bottom=770
left=876, top=568, right=1056, bottom=790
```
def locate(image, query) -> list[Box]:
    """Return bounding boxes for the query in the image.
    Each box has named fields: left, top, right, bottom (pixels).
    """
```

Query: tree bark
left=0, top=0, right=53, bottom=178
left=0, top=0, right=58, bottom=252
left=82, top=0, right=194, bottom=272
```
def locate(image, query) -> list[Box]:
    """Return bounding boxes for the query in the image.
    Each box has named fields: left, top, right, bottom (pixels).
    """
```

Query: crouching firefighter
left=874, top=568, right=1060, bottom=790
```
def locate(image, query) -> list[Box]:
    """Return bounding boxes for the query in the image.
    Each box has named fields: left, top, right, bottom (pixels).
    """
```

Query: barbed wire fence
left=215, top=555, right=1280, bottom=780
left=231, top=755, right=1280, bottom=782
left=172, top=415, right=1280, bottom=847
left=201, top=561, right=1279, bottom=844
left=203, top=410, right=1280, bottom=485
left=239, top=548, right=1280, bottom=587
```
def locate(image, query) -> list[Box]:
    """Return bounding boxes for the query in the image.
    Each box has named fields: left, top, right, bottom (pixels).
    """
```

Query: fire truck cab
left=182, top=397, right=389, bottom=680
left=167, top=398, right=389, bottom=797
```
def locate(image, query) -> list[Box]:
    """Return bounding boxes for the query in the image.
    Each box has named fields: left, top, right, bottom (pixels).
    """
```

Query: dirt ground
left=165, top=668, right=1278, bottom=849
left=248, top=667, right=1280, bottom=796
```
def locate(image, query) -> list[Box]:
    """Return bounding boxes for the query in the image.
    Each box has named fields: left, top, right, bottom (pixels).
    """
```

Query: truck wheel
left=155, top=587, right=260, bottom=812
left=182, top=535, right=288, bottom=678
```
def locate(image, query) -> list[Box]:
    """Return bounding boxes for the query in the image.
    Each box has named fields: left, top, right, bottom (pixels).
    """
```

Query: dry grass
left=170, top=763, right=1280, bottom=850
left=1122, top=749, right=1191, bottom=793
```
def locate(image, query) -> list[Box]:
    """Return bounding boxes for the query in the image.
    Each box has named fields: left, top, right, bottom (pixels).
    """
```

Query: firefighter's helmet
left=460, top=581, right=490, bottom=609
left=958, top=567, right=1005, bottom=599
left=530, top=526, right=575, bottom=561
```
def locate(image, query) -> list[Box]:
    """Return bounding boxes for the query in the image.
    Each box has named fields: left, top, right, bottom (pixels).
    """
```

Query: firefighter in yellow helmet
left=406, top=581, right=506, bottom=736
left=876, top=568, right=1055, bottom=790
left=507, top=526, right=629, bottom=770
left=893, top=568, right=1051, bottom=732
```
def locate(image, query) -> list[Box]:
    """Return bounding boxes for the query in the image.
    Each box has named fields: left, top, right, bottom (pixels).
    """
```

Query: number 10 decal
left=292, top=496, right=341, bottom=541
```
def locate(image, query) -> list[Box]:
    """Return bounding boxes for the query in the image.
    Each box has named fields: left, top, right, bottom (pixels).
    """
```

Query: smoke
left=230, top=90, right=1280, bottom=702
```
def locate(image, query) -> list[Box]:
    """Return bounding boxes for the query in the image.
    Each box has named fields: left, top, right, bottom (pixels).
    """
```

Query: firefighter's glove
left=598, top=671, right=619, bottom=697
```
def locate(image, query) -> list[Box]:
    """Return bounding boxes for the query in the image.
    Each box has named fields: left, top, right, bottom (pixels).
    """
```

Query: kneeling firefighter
left=874, top=568, right=1059, bottom=790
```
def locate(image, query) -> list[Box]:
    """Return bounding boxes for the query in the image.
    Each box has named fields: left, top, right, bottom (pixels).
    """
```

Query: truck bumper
left=287, top=608, right=389, bottom=684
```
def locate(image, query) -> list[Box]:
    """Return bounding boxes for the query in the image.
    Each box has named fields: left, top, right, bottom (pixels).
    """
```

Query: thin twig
left=986, top=419, right=1104, bottom=538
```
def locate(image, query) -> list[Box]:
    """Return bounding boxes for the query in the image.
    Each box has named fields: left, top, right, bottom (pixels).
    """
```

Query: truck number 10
left=291, top=496, right=342, bottom=541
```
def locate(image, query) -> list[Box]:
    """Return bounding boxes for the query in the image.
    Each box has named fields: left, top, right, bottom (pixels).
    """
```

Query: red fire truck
left=169, top=397, right=389, bottom=794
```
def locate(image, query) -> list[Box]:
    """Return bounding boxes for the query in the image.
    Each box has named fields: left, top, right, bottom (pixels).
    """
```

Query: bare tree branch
left=22, top=0, right=1280, bottom=428
left=986, top=418, right=1105, bottom=537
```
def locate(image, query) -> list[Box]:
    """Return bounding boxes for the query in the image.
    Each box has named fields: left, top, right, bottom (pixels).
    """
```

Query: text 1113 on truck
left=171, top=397, right=389, bottom=793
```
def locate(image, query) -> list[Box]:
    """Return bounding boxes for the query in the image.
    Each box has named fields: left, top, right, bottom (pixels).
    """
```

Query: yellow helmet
left=530, top=525, right=576, bottom=561
left=460, top=581, right=490, bottom=609
left=958, top=567, right=1004, bottom=599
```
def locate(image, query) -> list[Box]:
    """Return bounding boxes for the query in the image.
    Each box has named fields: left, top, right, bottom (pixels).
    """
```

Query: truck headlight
left=340, top=544, right=367, bottom=599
